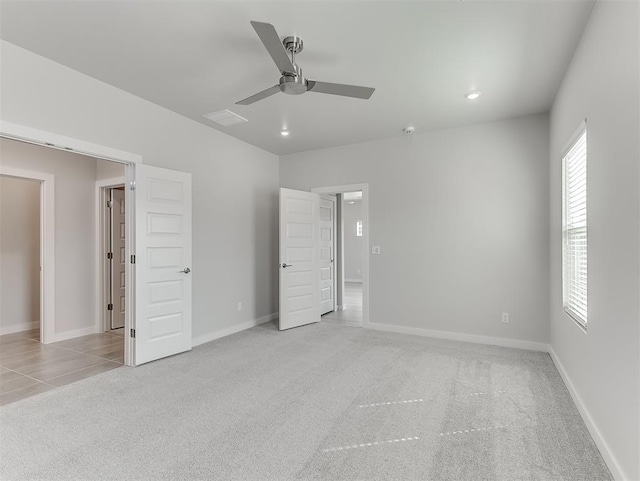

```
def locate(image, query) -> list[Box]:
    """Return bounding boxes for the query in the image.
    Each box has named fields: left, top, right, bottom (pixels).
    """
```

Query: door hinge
left=107, top=252, right=113, bottom=259
left=106, top=200, right=113, bottom=209
left=107, top=303, right=113, bottom=311
left=129, top=181, right=136, bottom=191
left=131, top=254, right=136, bottom=264
left=130, top=328, right=136, bottom=338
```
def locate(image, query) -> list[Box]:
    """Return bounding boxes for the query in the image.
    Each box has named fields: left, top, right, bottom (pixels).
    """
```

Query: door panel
left=319, top=195, right=336, bottom=315
left=279, top=188, right=320, bottom=330
left=135, top=164, right=192, bottom=365
left=111, top=188, right=126, bottom=329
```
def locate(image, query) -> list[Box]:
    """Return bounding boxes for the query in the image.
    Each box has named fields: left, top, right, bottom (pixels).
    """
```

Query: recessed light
left=281, top=130, right=290, bottom=136
left=465, top=90, right=482, bottom=100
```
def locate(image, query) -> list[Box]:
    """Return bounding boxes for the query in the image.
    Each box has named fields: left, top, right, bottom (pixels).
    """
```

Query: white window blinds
left=562, top=129, right=587, bottom=327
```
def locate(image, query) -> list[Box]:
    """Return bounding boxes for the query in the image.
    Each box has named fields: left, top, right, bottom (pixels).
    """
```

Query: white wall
left=1, top=139, right=99, bottom=337
left=343, top=199, right=364, bottom=282
left=96, top=160, right=125, bottom=181
left=0, top=41, right=280, bottom=343
left=0, top=175, right=40, bottom=334
left=549, top=1, right=639, bottom=479
left=281, top=113, right=550, bottom=345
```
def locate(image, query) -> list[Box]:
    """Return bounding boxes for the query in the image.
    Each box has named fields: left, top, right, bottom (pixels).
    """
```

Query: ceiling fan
left=236, top=21, right=375, bottom=105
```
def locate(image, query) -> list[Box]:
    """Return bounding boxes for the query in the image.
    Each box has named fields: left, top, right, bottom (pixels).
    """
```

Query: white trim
left=124, top=165, right=136, bottom=366
left=0, top=121, right=142, bottom=165
left=192, top=313, right=278, bottom=347
left=0, top=321, right=40, bottom=336
left=0, top=166, right=55, bottom=345
left=312, top=183, right=370, bottom=328
left=345, top=278, right=363, bottom=283
left=366, top=322, right=549, bottom=352
left=49, top=326, right=98, bottom=343
left=548, top=346, right=626, bottom=481
left=95, top=177, right=126, bottom=334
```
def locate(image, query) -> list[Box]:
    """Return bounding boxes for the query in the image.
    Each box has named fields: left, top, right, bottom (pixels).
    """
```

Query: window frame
left=561, top=125, right=588, bottom=330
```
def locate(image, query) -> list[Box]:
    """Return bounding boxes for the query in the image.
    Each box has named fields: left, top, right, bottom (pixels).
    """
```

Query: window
left=562, top=128, right=587, bottom=328
left=356, top=220, right=363, bottom=237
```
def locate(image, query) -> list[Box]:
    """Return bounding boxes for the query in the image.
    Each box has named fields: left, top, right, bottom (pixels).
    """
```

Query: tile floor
left=0, top=328, right=124, bottom=406
left=322, top=281, right=363, bottom=325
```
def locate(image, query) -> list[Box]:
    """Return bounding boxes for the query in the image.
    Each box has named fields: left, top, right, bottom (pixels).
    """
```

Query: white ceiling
left=0, top=0, right=594, bottom=156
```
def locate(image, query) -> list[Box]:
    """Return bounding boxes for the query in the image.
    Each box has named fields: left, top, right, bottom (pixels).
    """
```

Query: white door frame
left=95, top=177, right=126, bottom=334
left=0, top=167, right=55, bottom=344
left=311, top=183, right=370, bottom=327
left=1, top=121, right=141, bottom=366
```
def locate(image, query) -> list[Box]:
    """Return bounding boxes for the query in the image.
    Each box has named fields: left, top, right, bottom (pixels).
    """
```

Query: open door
left=110, top=187, right=126, bottom=330
left=279, top=188, right=320, bottom=330
left=319, top=194, right=336, bottom=315
left=134, top=164, right=192, bottom=365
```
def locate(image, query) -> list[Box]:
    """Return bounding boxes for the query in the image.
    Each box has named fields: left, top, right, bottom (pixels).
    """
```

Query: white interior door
left=279, top=188, right=320, bottom=330
left=319, top=195, right=336, bottom=315
left=110, top=188, right=126, bottom=329
left=135, top=164, right=192, bottom=365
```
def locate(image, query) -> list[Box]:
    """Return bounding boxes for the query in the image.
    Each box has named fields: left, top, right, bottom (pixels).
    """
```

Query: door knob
left=179, top=267, right=191, bottom=274
left=281, top=263, right=293, bottom=268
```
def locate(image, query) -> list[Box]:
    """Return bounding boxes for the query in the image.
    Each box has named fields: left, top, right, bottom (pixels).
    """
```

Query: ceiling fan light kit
left=236, top=21, right=375, bottom=105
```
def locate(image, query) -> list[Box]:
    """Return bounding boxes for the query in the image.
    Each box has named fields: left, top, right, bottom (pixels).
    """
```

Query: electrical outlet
left=371, top=246, right=381, bottom=255
left=237, top=302, right=243, bottom=312
left=502, top=312, right=509, bottom=323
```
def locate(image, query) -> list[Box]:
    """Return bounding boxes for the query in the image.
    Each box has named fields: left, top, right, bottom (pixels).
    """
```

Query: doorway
left=312, top=183, right=369, bottom=327
left=0, top=133, right=134, bottom=368
left=0, top=175, right=42, bottom=339
left=318, top=191, right=364, bottom=326
left=1, top=123, right=194, bottom=370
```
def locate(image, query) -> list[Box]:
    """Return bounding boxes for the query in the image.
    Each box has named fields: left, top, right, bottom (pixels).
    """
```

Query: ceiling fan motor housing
left=279, top=64, right=308, bottom=95
left=235, top=21, right=375, bottom=105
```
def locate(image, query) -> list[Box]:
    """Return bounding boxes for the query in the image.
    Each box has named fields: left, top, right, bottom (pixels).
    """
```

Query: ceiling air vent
left=202, top=109, right=248, bottom=126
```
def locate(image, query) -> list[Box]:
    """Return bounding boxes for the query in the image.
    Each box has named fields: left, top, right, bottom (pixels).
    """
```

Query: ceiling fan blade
left=235, top=85, right=281, bottom=105
left=250, top=21, right=295, bottom=75
left=307, top=80, right=375, bottom=99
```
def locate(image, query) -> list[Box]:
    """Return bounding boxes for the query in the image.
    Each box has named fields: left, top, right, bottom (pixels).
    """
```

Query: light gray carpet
left=0, top=321, right=612, bottom=480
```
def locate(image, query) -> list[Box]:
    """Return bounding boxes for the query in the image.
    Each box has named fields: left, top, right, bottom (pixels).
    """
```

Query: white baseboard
left=47, top=326, right=97, bottom=343
left=365, top=322, right=549, bottom=352
left=548, top=346, right=626, bottom=481
left=344, top=278, right=363, bottom=283
left=192, top=313, right=278, bottom=347
left=0, top=321, right=39, bottom=336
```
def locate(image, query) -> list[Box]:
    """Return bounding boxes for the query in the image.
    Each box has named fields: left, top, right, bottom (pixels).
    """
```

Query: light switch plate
left=371, top=246, right=381, bottom=255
